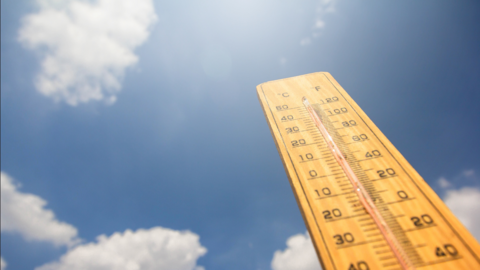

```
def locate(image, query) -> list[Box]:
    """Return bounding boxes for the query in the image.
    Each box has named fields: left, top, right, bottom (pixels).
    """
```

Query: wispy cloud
left=444, top=187, right=480, bottom=240
left=437, top=177, right=451, bottom=189
left=35, top=227, right=207, bottom=270
left=18, top=0, right=157, bottom=106
left=271, top=232, right=322, bottom=270
left=300, top=38, right=312, bottom=46
left=1, top=257, right=6, bottom=270
left=436, top=169, right=478, bottom=189
left=1, top=172, right=79, bottom=247
left=437, top=170, right=480, bottom=240
left=300, top=0, right=336, bottom=46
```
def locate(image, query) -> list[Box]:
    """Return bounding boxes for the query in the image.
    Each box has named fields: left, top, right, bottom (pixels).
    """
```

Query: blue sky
left=1, top=1, right=480, bottom=270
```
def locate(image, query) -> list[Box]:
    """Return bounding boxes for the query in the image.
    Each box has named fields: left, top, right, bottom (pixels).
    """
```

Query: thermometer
left=257, top=72, right=480, bottom=270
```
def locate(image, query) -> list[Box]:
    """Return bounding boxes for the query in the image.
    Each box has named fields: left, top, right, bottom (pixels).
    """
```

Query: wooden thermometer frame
left=257, top=72, right=480, bottom=270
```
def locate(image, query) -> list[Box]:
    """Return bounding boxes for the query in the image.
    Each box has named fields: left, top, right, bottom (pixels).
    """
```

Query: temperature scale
left=257, top=72, right=480, bottom=270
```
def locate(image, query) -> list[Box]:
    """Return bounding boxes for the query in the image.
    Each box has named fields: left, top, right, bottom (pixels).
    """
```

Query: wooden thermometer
left=257, top=72, right=480, bottom=270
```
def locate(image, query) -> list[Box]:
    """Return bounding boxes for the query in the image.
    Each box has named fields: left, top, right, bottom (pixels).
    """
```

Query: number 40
left=348, top=261, right=369, bottom=270
left=436, top=244, right=458, bottom=257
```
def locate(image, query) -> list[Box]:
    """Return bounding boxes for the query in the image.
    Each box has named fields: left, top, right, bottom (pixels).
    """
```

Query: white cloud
left=18, top=0, right=157, bottom=106
left=1, top=172, right=79, bottom=247
left=463, top=169, right=475, bottom=177
left=437, top=170, right=480, bottom=240
left=314, top=19, right=325, bottom=29
left=300, top=38, right=311, bottom=46
left=300, top=0, right=336, bottom=46
left=1, top=257, right=6, bottom=270
left=444, top=187, right=480, bottom=240
left=437, top=177, right=451, bottom=189
left=271, top=232, right=322, bottom=270
left=35, top=227, right=207, bottom=270
left=1, top=172, right=207, bottom=269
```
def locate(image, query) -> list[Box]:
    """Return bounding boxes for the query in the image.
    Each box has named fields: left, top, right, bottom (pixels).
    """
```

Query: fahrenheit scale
left=257, top=72, right=480, bottom=270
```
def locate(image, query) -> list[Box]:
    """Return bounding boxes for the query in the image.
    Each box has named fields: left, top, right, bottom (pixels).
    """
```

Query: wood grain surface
left=257, top=72, right=480, bottom=270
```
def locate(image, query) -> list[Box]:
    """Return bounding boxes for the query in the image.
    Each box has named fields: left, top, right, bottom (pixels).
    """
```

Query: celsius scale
left=257, top=72, right=480, bottom=270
